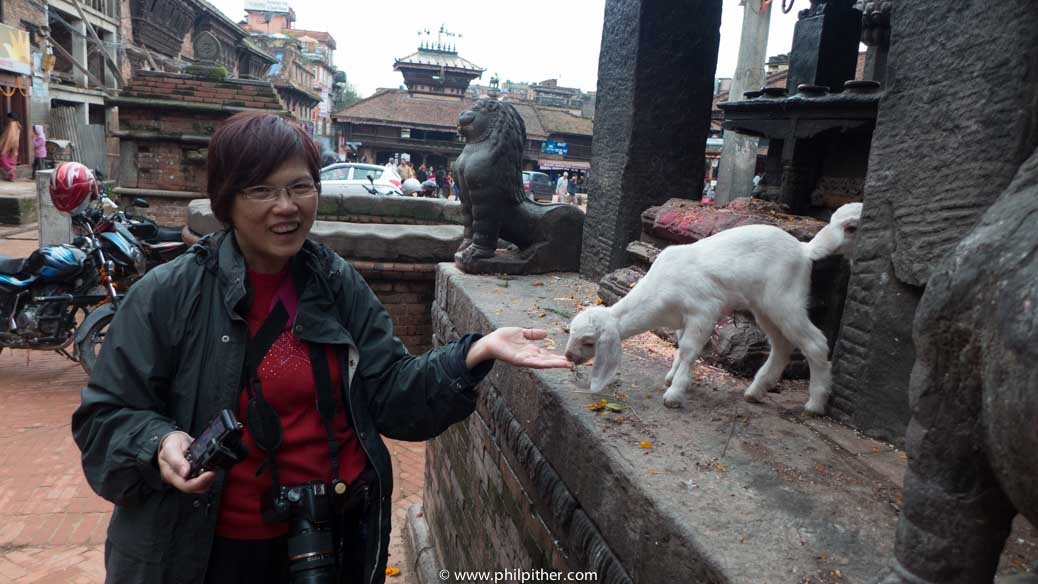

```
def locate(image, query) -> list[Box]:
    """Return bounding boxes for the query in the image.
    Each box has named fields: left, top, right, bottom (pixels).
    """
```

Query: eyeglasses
left=240, top=182, right=319, bottom=202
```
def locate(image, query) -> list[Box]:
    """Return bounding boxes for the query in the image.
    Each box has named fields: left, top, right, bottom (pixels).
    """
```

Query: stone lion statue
left=876, top=147, right=1038, bottom=583
left=453, top=98, right=585, bottom=274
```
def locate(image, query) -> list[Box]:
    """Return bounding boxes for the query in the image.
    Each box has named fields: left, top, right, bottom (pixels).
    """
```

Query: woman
left=0, top=112, right=21, bottom=181
left=31, top=125, right=48, bottom=179
left=72, top=112, right=571, bottom=584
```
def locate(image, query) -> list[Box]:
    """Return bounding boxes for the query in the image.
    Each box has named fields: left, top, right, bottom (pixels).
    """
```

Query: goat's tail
left=802, top=223, right=843, bottom=261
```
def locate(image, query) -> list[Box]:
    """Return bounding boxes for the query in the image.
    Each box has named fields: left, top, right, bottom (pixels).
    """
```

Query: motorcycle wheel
left=77, top=312, right=114, bottom=375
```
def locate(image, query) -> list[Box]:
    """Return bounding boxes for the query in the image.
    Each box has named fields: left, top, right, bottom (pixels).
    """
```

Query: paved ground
left=0, top=232, right=423, bottom=584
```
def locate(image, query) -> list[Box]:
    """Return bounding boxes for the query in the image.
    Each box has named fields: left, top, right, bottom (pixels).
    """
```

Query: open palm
left=473, top=327, right=573, bottom=369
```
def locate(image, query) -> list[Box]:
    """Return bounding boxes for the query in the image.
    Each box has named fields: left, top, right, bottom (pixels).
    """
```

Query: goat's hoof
left=743, top=390, right=764, bottom=404
left=803, top=401, right=827, bottom=416
left=662, top=395, right=684, bottom=409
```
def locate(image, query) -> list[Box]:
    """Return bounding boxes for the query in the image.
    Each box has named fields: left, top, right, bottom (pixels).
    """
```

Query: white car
left=320, top=163, right=403, bottom=196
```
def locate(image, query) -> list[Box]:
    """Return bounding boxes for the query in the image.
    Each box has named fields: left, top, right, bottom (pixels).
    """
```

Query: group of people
left=554, top=171, right=584, bottom=204
left=392, top=158, right=459, bottom=199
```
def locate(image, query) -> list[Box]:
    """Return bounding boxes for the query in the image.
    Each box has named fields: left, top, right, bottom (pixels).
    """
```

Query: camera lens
left=287, top=531, right=336, bottom=584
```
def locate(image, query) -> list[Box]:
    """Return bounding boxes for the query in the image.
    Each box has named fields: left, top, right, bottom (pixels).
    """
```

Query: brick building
left=241, top=5, right=337, bottom=149
left=111, top=72, right=284, bottom=226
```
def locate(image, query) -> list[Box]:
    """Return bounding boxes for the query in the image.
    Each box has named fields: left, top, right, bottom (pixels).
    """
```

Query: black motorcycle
left=92, top=170, right=187, bottom=274
left=0, top=206, right=126, bottom=374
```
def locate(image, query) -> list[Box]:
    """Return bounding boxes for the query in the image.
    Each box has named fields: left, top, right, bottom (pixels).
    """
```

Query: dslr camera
left=263, top=481, right=338, bottom=584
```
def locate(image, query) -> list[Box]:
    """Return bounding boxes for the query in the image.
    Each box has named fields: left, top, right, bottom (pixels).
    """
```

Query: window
left=350, top=167, right=383, bottom=180
left=321, top=167, right=349, bottom=181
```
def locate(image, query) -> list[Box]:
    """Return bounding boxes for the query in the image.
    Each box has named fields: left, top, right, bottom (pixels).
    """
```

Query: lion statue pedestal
left=453, top=99, right=585, bottom=275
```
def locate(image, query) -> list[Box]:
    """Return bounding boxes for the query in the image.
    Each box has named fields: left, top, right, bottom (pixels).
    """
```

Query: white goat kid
left=564, top=202, right=862, bottom=414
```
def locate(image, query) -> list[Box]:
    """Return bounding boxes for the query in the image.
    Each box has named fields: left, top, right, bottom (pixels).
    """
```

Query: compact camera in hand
left=184, top=409, right=248, bottom=479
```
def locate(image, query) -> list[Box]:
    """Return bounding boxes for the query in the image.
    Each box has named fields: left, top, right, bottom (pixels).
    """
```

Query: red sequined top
left=215, top=268, right=367, bottom=539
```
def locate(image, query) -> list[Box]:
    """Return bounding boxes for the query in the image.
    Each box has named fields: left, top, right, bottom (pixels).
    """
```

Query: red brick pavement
left=0, top=234, right=425, bottom=583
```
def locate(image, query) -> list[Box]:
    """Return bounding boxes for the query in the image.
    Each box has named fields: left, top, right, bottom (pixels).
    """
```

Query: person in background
left=435, top=167, right=446, bottom=198
left=448, top=170, right=458, bottom=201
left=31, top=125, right=48, bottom=179
left=417, top=163, right=428, bottom=182
left=398, top=161, right=414, bottom=181
left=1, top=112, right=21, bottom=181
left=566, top=171, right=577, bottom=204
left=554, top=171, right=569, bottom=203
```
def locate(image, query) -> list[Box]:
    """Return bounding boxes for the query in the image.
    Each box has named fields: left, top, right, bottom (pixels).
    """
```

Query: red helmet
left=50, top=162, right=98, bottom=214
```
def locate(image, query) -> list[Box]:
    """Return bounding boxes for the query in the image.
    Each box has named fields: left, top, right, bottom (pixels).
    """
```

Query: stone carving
left=877, top=149, right=1038, bottom=583
left=454, top=99, right=584, bottom=274
left=192, top=31, right=222, bottom=64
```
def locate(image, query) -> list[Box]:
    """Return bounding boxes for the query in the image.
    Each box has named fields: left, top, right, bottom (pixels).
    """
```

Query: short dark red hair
left=206, top=112, right=321, bottom=224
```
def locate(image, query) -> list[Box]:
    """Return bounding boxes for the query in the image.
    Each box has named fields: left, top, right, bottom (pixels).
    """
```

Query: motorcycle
left=92, top=170, right=187, bottom=273
left=0, top=203, right=127, bottom=374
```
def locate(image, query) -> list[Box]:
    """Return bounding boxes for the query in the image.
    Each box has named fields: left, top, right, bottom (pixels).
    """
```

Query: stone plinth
left=581, top=0, right=722, bottom=280
left=421, top=266, right=1036, bottom=582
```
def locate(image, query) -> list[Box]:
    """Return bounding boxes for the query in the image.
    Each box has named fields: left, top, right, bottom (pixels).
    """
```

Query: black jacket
left=72, top=231, right=491, bottom=584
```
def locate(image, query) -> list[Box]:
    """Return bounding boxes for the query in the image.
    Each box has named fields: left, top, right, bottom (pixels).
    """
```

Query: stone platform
left=421, top=266, right=1038, bottom=582
left=0, top=180, right=38, bottom=226
left=186, top=199, right=464, bottom=263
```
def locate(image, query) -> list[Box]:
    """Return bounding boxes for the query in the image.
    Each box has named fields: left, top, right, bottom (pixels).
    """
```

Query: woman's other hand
left=157, top=431, right=216, bottom=494
left=466, top=328, right=573, bottom=370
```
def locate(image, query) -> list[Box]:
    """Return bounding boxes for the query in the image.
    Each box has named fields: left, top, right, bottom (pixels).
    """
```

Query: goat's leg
left=662, top=320, right=712, bottom=409
left=743, top=313, right=793, bottom=403
left=776, top=310, right=832, bottom=414
left=664, top=349, right=682, bottom=386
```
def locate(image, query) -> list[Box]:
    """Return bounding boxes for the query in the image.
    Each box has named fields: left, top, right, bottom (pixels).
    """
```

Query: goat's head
left=565, top=306, right=623, bottom=393
left=828, top=202, right=863, bottom=256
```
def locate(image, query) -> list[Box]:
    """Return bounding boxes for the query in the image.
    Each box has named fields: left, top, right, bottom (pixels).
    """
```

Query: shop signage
left=0, top=23, right=31, bottom=76
left=541, top=140, right=569, bottom=156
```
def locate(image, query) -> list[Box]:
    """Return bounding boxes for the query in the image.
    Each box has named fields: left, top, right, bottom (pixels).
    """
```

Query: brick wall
left=353, top=261, right=436, bottom=354
left=121, top=72, right=284, bottom=109
left=3, top=0, right=47, bottom=32
left=126, top=141, right=208, bottom=193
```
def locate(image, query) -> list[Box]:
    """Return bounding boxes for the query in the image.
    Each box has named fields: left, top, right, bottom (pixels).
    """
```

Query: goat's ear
left=590, top=324, right=622, bottom=393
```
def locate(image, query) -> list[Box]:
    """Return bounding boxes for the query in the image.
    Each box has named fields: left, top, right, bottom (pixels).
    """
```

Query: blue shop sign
left=542, top=140, right=569, bottom=156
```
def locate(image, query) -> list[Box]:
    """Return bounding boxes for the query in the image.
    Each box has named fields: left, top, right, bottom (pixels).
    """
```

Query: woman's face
left=230, top=157, right=318, bottom=273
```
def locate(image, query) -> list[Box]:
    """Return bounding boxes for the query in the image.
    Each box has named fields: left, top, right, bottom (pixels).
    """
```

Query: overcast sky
left=208, top=0, right=804, bottom=97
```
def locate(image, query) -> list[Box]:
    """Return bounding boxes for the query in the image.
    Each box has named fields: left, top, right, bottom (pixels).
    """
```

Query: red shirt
left=216, top=268, right=367, bottom=539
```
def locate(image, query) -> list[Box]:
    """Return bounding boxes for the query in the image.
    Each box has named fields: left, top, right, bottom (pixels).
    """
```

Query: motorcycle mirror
left=367, top=174, right=375, bottom=183
left=133, top=198, right=150, bottom=208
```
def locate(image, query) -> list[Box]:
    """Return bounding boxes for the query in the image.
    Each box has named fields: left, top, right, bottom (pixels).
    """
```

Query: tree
left=333, top=70, right=361, bottom=109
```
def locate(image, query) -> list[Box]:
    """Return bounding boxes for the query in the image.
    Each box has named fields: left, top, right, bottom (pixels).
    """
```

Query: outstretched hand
left=466, top=327, right=573, bottom=370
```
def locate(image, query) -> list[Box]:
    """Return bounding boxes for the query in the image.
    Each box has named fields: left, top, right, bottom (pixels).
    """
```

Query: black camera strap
left=244, top=301, right=290, bottom=496
left=243, top=300, right=347, bottom=498
left=308, top=343, right=346, bottom=494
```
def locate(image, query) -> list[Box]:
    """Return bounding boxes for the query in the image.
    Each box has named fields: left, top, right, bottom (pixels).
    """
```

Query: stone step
left=0, top=189, right=38, bottom=226
left=186, top=198, right=464, bottom=263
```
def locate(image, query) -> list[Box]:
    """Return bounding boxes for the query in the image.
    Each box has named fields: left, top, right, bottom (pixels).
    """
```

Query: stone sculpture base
left=454, top=200, right=584, bottom=275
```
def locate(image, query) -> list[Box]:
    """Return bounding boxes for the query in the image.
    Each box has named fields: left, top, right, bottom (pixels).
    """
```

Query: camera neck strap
left=243, top=301, right=344, bottom=496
